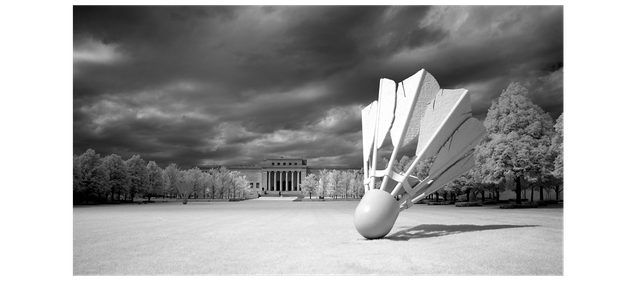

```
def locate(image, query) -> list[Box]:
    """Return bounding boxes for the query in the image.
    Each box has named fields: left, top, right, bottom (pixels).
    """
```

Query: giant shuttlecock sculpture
left=354, top=69, right=487, bottom=239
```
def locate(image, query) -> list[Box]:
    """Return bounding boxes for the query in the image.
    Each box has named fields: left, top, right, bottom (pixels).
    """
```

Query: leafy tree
left=209, top=168, right=222, bottom=199
left=175, top=173, right=194, bottom=204
left=77, top=149, right=110, bottom=202
left=524, top=115, right=555, bottom=202
left=202, top=172, right=212, bottom=198
left=454, top=171, right=479, bottom=201
left=348, top=176, right=358, bottom=198
left=442, top=178, right=464, bottom=201
left=532, top=151, right=556, bottom=202
left=317, top=169, right=329, bottom=198
left=335, top=171, right=346, bottom=198
left=71, top=155, right=81, bottom=204
left=186, top=167, right=203, bottom=199
left=125, top=155, right=149, bottom=201
left=325, top=171, right=337, bottom=198
left=352, top=169, right=365, bottom=198
left=102, top=154, right=130, bottom=202
left=394, top=155, right=414, bottom=174
left=550, top=113, right=564, bottom=200
left=552, top=113, right=563, bottom=179
left=178, top=170, right=191, bottom=198
left=468, top=164, right=495, bottom=202
left=474, top=140, right=505, bottom=202
left=341, top=171, right=354, bottom=198
left=414, top=159, right=431, bottom=180
left=239, top=175, right=250, bottom=199
left=146, top=161, right=164, bottom=201
left=218, top=167, right=231, bottom=199
left=228, top=171, right=238, bottom=199
left=301, top=174, right=318, bottom=199
left=73, top=155, right=80, bottom=195
left=163, top=163, right=180, bottom=198
left=441, top=164, right=484, bottom=201
left=479, top=82, right=555, bottom=203
left=332, top=170, right=344, bottom=198
left=229, top=173, right=250, bottom=199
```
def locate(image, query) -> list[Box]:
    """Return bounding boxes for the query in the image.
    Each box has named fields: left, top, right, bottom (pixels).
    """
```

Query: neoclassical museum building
left=199, top=157, right=360, bottom=195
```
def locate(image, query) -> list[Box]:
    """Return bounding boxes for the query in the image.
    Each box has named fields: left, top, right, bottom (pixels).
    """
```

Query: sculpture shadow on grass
left=385, top=224, right=539, bottom=241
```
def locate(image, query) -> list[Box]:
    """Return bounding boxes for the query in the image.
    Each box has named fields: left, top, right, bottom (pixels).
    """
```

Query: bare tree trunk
left=530, top=187, right=534, bottom=202
left=515, top=176, right=522, bottom=203
left=481, top=190, right=485, bottom=202
left=539, top=185, right=544, bottom=202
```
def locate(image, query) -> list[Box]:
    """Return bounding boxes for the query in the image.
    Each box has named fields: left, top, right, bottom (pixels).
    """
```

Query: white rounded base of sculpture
left=354, top=189, right=401, bottom=239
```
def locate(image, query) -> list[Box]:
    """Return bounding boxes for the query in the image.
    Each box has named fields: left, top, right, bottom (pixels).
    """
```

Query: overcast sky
left=73, top=5, right=563, bottom=168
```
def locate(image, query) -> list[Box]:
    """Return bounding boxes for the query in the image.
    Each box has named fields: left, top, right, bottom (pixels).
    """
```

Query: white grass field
left=73, top=201, right=562, bottom=275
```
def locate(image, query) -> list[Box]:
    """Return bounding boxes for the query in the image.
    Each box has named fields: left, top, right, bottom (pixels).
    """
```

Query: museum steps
left=262, top=191, right=303, bottom=198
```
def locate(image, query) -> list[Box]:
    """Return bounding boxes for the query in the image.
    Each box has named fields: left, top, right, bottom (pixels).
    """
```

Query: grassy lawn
left=73, top=201, right=562, bottom=275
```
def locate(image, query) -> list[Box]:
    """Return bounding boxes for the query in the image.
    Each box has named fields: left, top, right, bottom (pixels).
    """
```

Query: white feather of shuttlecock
left=361, top=69, right=487, bottom=210
left=361, top=100, right=377, bottom=191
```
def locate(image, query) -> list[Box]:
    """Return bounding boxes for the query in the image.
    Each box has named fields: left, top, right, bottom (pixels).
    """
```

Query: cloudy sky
left=73, top=5, right=563, bottom=168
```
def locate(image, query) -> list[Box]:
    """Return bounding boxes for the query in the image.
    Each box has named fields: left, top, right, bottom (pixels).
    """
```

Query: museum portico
left=261, top=157, right=307, bottom=192
left=264, top=170, right=305, bottom=192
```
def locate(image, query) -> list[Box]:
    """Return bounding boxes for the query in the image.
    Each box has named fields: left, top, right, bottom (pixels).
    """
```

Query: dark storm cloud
left=73, top=5, right=563, bottom=168
left=270, top=6, right=445, bottom=78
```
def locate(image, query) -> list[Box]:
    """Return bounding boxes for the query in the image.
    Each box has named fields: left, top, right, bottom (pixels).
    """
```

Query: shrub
left=499, top=202, right=538, bottom=209
left=456, top=201, right=483, bottom=207
left=427, top=201, right=455, bottom=205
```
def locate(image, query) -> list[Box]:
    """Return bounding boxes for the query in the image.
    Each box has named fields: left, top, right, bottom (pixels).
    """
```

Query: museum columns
left=262, top=169, right=307, bottom=192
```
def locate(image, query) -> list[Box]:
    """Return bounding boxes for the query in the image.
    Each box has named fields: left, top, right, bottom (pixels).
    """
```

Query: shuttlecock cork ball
left=354, top=189, right=400, bottom=239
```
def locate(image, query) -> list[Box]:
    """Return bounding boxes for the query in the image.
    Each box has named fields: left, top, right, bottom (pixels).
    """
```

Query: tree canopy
left=102, top=154, right=130, bottom=201
left=477, top=82, right=556, bottom=202
left=552, top=113, right=564, bottom=179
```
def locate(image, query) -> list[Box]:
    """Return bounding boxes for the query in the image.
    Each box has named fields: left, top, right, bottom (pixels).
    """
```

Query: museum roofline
left=193, top=157, right=361, bottom=171
left=193, top=164, right=362, bottom=171
left=263, top=157, right=305, bottom=160
left=307, top=165, right=362, bottom=170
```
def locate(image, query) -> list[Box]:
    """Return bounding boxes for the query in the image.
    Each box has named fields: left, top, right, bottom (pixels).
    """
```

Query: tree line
left=73, top=152, right=252, bottom=204
left=74, top=82, right=562, bottom=204
left=300, top=169, right=367, bottom=199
